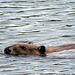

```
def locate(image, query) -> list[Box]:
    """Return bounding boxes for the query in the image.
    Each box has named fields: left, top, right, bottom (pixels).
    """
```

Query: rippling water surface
left=0, top=0, right=75, bottom=74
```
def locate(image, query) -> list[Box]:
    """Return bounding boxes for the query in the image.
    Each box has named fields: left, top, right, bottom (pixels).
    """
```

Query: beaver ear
left=38, top=46, right=46, bottom=54
left=28, top=42, right=33, bottom=44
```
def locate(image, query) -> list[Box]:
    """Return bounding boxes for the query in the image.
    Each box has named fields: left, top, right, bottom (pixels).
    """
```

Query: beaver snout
left=4, top=47, right=11, bottom=54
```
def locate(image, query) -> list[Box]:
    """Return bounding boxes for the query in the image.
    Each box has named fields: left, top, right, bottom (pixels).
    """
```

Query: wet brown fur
left=4, top=43, right=75, bottom=56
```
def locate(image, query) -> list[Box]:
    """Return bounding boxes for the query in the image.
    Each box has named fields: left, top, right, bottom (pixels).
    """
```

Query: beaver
left=4, top=43, right=75, bottom=56
left=4, top=43, right=46, bottom=56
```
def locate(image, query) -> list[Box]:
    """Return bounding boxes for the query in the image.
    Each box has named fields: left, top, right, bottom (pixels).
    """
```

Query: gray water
left=0, top=0, right=75, bottom=74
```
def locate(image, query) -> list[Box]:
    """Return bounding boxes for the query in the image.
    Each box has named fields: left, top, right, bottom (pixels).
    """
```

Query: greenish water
left=0, top=0, right=75, bottom=74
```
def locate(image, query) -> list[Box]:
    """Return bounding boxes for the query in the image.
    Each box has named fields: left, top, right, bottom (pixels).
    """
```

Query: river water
left=0, top=0, right=75, bottom=74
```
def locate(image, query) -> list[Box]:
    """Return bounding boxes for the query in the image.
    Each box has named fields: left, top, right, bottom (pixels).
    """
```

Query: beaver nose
left=4, top=47, right=11, bottom=54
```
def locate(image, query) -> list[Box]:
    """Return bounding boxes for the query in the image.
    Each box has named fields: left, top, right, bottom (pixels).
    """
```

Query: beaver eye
left=20, top=46, right=26, bottom=50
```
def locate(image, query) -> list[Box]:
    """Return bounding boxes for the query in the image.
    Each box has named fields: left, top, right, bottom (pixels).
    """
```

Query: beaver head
left=4, top=43, right=46, bottom=56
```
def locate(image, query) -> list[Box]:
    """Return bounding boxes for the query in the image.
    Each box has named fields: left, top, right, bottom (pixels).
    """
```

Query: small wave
left=47, top=49, right=75, bottom=59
